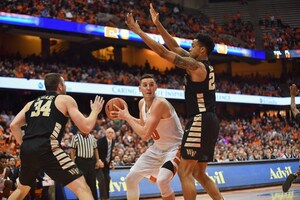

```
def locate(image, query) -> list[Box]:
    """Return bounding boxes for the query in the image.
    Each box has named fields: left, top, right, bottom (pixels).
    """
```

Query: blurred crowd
left=0, top=0, right=257, bottom=49
left=1, top=0, right=299, bottom=50
left=259, top=15, right=300, bottom=50
left=0, top=108, right=299, bottom=169
left=2, top=55, right=300, bottom=97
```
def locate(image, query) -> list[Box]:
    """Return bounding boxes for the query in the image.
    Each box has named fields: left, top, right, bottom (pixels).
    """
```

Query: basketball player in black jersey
left=125, top=4, right=223, bottom=200
left=283, top=84, right=300, bottom=192
left=9, top=73, right=104, bottom=200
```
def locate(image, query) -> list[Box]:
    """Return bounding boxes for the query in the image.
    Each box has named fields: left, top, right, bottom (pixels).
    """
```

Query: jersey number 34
left=31, top=100, right=52, bottom=117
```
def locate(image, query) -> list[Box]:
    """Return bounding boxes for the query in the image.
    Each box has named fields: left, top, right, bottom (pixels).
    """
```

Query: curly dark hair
left=195, top=33, right=215, bottom=56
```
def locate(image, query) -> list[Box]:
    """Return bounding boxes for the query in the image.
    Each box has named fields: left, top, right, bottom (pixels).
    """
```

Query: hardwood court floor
left=142, top=183, right=300, bottom=200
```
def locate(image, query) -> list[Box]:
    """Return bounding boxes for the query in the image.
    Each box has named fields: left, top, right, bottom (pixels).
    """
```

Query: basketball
left=105, top=97, right=127, bottom=120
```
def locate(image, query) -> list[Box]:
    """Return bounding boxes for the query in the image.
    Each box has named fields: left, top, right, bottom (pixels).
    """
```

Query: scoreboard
left=273, top=49, right=300, bottom=59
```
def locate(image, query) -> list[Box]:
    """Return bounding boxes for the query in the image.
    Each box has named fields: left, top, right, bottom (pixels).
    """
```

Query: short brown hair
left=44, top=73, right=61, bottom=91
left=140, top=74, right=156, bottom=84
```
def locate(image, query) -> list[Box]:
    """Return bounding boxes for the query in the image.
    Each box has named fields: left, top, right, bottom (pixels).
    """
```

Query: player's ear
left=200, top=46, right=206, bottom=55
left=58, top=82, right=63, bottom=91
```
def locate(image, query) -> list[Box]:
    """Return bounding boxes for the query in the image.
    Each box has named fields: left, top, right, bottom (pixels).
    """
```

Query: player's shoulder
left=138, top=98, right=145, bottom=106
left=155, top=97, right=169, bottom=104
left=56, top=94, right=74, bottom=102
left=153, top=97, right=170, bottom=109
left=26, top=100, right=35, bottom=108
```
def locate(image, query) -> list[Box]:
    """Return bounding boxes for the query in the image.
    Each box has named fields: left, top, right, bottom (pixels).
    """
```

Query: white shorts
left=130, top=144, right=180, bottom=181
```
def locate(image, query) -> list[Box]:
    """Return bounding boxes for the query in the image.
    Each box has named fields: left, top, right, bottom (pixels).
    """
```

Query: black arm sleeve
left=295, top=113, right=300, bottom=124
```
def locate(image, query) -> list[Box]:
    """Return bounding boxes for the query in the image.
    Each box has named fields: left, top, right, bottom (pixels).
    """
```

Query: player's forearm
left=137, top=31, right=170, bottom=59
left=291, top=96, right=300, bottom=117
left=131, top=117, right=142, bottom=124
left=10, top=126, right=23, bottom=145
left=155, top=22, right=180, bottom=51
left=70, top=149, right=75, bottom=161
left=124, top=115, right=151, bottom=140
left=82, top=111, right=98, bottom=134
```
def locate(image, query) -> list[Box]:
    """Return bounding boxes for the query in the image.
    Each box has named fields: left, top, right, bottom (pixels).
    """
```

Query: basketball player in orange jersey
left=124, top=4, right=223, bottom=200
left=112, top=74, right=183, bottom=200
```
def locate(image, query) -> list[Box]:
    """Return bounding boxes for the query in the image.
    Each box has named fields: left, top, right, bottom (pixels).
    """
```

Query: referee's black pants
left=75, top=157, right=97, bottom=200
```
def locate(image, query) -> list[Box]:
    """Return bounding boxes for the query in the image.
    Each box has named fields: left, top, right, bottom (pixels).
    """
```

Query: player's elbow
left=142, top=135, right=151, bottom=142
left=78, top=119, right=97, bottom=134
left=78, top=126, right=92, bottom=135
left=159, top=50, right=174, bottom=63
left=141, top=130, right=152, bottom=141
left=10, top=121, right=18, bottom=133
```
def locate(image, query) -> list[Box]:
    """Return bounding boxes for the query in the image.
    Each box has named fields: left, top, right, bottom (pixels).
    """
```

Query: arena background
left=0, top=0, right=300, bottom=199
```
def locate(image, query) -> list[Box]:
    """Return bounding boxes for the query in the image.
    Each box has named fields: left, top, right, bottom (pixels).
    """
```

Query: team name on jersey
left=38, top=95, right=55, bottom=101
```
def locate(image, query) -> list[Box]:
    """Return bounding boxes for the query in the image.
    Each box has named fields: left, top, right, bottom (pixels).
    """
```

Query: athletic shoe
left=282, top=173, right=297, bottom=192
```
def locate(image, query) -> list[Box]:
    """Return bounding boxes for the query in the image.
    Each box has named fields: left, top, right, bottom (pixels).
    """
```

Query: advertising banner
left=64, top=159, right=298, bottom=199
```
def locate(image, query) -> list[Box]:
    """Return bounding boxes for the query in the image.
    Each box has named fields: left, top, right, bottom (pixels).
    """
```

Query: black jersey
left=184, top=60, right=216, bottom=117
left=24, top=92, right=68, bottom=143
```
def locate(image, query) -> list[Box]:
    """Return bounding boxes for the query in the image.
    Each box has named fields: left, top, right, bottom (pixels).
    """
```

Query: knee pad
left=162, top=160, right=175, bottom=175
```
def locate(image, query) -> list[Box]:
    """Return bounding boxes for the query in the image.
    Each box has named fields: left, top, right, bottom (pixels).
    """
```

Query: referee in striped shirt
left=70, top=131, right=101, bottom=200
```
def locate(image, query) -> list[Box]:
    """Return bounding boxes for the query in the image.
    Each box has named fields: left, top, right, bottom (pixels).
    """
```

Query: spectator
left=7, top=156, right=19, bottom=191
left=248, top=149, right=262, bottom=160
left=96, top=128, right=115, bottom=200
left=0, top=156, right=13, bottom=199
left=236, top=149, right=247, bottom=161
left=263, top=148, right=276, bottom=159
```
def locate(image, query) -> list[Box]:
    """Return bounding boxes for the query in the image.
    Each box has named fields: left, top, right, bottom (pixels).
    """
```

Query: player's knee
left=126, top=173, right=137, bottom=187
left=76, top=182, right=90, bottom=194
left=178, top=166, right=188, bottom=178
left=157, top=176, right=171, bottom=189
left=70, top=177, right=91, bottom=195
left=157, top=178, right=173, bottom=197
left=193, top=168, right=204, bottom=179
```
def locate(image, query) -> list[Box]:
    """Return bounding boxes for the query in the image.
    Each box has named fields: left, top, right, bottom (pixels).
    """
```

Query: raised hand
left=90, top=96, right=104, bottom=114
left=150, top=3, right=160, bottom=26
left=125, top=13, right=142, bottom=34
left=290, top=84, right=299, bottom=97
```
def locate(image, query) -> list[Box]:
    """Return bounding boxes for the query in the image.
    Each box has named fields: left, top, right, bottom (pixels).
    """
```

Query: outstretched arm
left=126, top=13, right=199, bottom=71
left=149, top=3, right=189, bottom=57
left=65, top=95, right=104, bottom=134
left=290, top=84, right=300, bottom=120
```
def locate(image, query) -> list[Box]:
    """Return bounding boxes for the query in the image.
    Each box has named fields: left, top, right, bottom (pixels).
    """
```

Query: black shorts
left=19, top=139, right=82, bottom=186
left=181, top=112, right=219, bottom=162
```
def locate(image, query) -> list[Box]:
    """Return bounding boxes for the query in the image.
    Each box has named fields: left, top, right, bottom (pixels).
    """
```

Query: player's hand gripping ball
left=105, top=98, right=127, bottom=120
